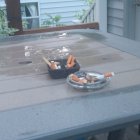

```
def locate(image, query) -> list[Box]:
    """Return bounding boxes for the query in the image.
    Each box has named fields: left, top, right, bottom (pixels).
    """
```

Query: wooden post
left=5, top=0, right=23, bottom=35
left=95, top=0, right=107, bottom=32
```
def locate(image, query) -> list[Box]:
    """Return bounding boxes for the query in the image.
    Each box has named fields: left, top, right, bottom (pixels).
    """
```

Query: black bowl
left=47, top=59, right=80, bottom=79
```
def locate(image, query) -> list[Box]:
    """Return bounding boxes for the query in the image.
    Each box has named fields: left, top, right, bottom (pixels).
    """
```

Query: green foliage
left=42, top=13, right=62, bottom=27
left=75, top=0, right=95, bottom=20
left=75, top=9, right=87, bottom=21
left=0, top=8, right=18, bottom=36
left=22, top=19, right=29, bottom=29
left=83, top=0, right=95, bottom=6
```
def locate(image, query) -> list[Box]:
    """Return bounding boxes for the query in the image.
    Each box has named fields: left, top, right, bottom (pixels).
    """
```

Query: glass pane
left=20, top=2, right=39, bottom=30
left=20, top=0, right=96, bottom=30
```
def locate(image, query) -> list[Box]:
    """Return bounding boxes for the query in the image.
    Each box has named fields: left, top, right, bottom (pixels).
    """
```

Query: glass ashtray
left=66, top=71, right=111, bottom=91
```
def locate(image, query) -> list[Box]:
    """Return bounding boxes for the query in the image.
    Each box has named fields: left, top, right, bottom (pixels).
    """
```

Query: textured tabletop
left=0, top=29, right=140, bottom=140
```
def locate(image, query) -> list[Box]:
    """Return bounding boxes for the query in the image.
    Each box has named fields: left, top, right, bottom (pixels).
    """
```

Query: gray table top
left=0, top=29, right=140, bottom=140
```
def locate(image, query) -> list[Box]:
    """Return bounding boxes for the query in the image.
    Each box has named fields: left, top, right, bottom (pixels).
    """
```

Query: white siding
left=107, top=0, right=124, bottom=36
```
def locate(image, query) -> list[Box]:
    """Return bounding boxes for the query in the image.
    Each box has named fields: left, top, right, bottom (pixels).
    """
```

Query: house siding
left=107, top=0, right=124, bottom=36
left=0, top=0, right=89, bottom=26
left=39, top=0, right=89, bottom=26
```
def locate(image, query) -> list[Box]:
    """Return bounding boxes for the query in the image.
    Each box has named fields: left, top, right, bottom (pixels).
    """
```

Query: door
left=135, top=2, right=140, bottom=41
left=124, top=0, right=140, bottom=41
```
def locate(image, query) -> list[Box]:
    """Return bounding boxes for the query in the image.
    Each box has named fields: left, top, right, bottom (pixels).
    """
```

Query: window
left=21, top=2, right=39, bottom=29
left=0, top=0, right=98, bottom=35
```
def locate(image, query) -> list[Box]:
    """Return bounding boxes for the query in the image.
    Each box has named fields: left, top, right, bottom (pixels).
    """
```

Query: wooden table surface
left=0, top=29, right=140, bottom=140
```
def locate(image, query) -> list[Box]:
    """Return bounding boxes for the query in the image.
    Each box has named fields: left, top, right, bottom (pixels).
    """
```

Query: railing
left=82, top=3, right=96, bottom=23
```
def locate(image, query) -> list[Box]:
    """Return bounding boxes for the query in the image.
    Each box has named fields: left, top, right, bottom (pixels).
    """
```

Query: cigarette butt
left=42, top=56, right=51, bottom=67
left=104, top=72, right=115, bottom=78
left=70, top=74, right=87, bottom=84
left=50, top=62, right=58, bottom=70
left=71, top=56, right=75, bottom=63
left=71, top=74, right=80, bottom=82
left=67, top=55, right=76, bottom=68
left=67, top=61, right=75, bottom=68
left=67, top=55, right=73, bottom=64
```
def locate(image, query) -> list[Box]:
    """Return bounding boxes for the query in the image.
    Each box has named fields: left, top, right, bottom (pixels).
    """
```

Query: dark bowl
left=47, top=59, right=80, bottom=79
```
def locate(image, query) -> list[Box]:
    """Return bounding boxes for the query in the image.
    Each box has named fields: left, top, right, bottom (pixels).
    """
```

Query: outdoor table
left=0, top=29, right=140, bottom=140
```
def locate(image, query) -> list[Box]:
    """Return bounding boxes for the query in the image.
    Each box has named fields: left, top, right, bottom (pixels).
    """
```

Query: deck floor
left=88, top=126, right=140, bottom=140
left=80, top=126, right=140, bottom=140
